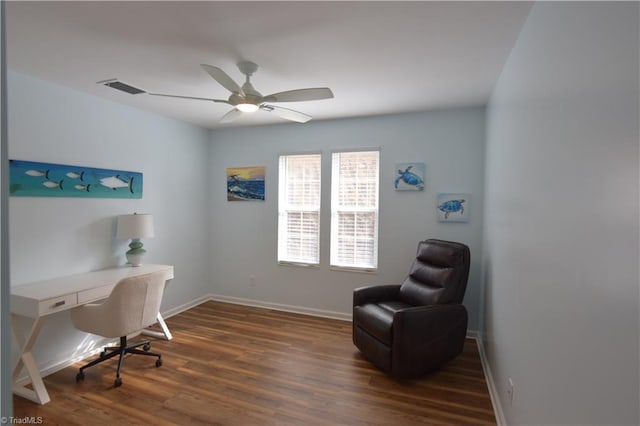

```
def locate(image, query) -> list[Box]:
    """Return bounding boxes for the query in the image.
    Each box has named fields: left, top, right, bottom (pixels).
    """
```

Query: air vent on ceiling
left=98, top=79, right=146, bottom=95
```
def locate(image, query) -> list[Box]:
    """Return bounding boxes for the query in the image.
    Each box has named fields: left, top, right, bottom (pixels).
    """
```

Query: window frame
left=329, top=149, right=380, bottom=272
left=277, top=152, right=322, bottom=267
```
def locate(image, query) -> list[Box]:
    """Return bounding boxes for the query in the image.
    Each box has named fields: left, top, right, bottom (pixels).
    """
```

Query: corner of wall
left=474, top=332, right=506, bottom=426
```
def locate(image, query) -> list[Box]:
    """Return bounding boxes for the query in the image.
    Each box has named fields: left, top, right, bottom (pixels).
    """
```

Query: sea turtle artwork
left=438, top=199, right=465, bottom=219
left=394, top=163, right=425, bottom=190
left=437, top=193, right=470, bottom=222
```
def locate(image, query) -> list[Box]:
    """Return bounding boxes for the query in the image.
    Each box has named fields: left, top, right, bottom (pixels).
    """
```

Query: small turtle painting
left=395, top=165, right=424, bottom=190
left=438, top=199, right=466, bottom=219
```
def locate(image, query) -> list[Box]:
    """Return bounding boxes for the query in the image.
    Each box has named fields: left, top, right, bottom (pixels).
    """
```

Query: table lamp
left=116, top=213, right=154, bottom=266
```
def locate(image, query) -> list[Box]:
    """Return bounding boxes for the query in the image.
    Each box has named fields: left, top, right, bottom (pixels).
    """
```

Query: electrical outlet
left=249, top=274, right=256, bottom=287
left=507, top=377, right=514, bottom=406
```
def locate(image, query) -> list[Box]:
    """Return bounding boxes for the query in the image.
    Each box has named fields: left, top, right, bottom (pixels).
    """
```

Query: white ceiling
left=6, top=1, right=532, bottom=130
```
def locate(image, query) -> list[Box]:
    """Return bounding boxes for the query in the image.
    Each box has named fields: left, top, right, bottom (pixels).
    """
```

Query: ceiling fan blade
left=148, top=92, right=230, bottom=104
left=201, top=64, right=244, bottom=96
left=261, top=104, right=312, bottom=123
left=220, top=108, right=243, bottom=123
left=263, top=88, right=334, bottom=103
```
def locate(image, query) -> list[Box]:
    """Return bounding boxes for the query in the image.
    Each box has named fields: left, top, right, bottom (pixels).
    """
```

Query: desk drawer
left=78, top=284, right=113, bottom=304
left=38, top=294, right=77, bottom=315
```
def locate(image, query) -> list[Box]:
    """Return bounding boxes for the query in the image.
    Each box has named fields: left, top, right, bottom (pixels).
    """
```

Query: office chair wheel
left=114, top=377, right=122, bottom=387
left=76, top=371, right=85, bottom=382
left=100, top=351, right=107, bottom=357
left=143, top=343, right=150, bottom=352
left=155, top=358, right=163, bottom=367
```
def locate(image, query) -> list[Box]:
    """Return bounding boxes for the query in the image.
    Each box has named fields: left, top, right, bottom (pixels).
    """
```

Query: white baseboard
left=161, top=294, right=212, bottom=319
left=206, top=293, right=352, bottom=322
left=474, top=334, right=507, bottom=426
left=205, top=296, right=483, bottom=338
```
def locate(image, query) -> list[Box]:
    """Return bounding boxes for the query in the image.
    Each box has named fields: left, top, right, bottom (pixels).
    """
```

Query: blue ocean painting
left=227, top=166, right=265, bottom=201
left=9, top=159, right=143, bottom=199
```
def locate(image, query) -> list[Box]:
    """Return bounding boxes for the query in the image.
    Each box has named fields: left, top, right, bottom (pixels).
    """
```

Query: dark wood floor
left=14, top=301, right=496, bottom=425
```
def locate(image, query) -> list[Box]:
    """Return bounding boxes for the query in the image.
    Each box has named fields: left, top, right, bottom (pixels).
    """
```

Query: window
left=330, top=150, right=379, bottom=270
left=278, top=154, right=321, bottom=265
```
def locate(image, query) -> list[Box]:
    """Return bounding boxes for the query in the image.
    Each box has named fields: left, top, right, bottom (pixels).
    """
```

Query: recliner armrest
left=353, top=285, right=401, bottom=306
left=390, top=303, right=469, bottom=378
left=393, top=304, right=468, bottom=342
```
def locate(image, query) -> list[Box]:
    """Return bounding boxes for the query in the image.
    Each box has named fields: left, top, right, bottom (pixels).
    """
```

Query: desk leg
left=141, top=312, right=173, bottom=341
left=12, top=315, right=51, bottom=405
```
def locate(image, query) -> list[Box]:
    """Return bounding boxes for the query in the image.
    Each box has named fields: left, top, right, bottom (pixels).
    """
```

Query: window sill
left=329, top=265, right=378, bottom=274
left=278, top=261, right=320, bottom=269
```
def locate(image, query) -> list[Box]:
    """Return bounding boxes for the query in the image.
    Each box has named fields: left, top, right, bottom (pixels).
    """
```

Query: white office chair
left=71, top=271, right=166, bottom=387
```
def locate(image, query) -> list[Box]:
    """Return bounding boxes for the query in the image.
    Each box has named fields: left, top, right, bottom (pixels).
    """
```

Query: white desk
left=11, top=264, right=174, bottom=405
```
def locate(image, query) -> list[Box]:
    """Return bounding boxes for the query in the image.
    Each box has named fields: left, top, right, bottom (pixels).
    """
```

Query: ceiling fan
left=147, top=61, right=334, bottom=124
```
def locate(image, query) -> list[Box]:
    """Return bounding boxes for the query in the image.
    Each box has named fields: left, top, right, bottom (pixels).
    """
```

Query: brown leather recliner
left=352, top=239, right=470, bottom=378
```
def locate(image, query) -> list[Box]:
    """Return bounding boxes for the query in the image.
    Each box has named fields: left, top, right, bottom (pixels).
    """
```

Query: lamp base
left=126, top=253, right=144, bottom=267
left=126, top=239, right=146, bottom=267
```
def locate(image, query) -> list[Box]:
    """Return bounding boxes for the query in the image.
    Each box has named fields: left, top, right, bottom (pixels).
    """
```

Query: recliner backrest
left=398, top=239, right=470, bottom=306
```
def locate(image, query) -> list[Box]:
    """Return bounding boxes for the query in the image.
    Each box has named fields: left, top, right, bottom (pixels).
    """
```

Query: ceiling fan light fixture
left=151, top=62, right=333, bottom=123
left=237, top=103, right=259, bottom=113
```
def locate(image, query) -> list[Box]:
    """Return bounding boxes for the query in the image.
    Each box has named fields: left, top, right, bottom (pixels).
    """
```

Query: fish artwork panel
left=9, top=160, right=143, bottom=199
left=394, top=162, right=425, bottom=191
left=227, top=166, right=265, bottom=201
left=437, top=193, right=470, bottom=222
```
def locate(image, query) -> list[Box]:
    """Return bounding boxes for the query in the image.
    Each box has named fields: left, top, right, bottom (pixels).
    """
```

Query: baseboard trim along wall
left=207, top=293, right=352, bottom=322
left=162, top=294, right=212, bottom=319
left=474, top=333, right=506, bottom=426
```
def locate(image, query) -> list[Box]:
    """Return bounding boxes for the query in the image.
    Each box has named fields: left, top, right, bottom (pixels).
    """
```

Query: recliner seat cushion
left=353, top=303, right=396, bottom=345
left=377, top=301, right=412, bottom=313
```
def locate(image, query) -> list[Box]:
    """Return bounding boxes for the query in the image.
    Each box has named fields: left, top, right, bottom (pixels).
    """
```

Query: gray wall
left=484, top=2, right=639, bottom=425
left=8, top=71, right=211, bottom=373
left=8, top=73, right=487, bottom=385
left=7, top=71, right=488, bottom=385
left=208, top=108, right=486, bottom=330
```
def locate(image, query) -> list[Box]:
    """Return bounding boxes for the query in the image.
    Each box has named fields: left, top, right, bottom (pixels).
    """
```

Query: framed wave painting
left=227, top=166, right=265, bottom=201
left=9, top=160, right=142, bottom=199
left=437, top=193, right=470, bottom=222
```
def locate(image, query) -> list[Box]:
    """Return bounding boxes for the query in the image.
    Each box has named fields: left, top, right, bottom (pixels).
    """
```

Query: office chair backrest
left=398, top=239, right=470, bottom=306
left=109, top=272, right=166, bottom=332
left=70, top=271, right=168, bottom=338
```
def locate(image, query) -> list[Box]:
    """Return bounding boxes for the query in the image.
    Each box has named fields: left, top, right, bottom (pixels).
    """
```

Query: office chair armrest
left=353, top=285, right=401, bottom=306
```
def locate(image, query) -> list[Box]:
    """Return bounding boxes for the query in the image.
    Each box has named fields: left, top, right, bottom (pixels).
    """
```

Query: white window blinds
left=330, top=150, right=380, bottom=270
left=278, top=154, right=321, bottom=265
